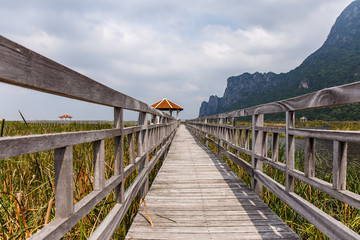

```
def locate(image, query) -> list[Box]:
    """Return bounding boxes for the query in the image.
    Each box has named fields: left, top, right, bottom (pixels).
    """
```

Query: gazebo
left=151, top=98, right=183, bottom=119
left=59, top=114, right=73, bottom=120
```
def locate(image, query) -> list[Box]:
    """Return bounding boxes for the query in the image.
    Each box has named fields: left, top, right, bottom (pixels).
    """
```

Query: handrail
left=0, top=36, right=163, bottom=115
left=186, top=82, right=360, bottom=240
left=0, top=36, right=180, bottom=240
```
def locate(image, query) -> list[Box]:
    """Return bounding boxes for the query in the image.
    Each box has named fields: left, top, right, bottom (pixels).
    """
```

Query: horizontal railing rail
left=186, top=81, right=360, bottom=240
left=0, top=36, right=179, bottom=240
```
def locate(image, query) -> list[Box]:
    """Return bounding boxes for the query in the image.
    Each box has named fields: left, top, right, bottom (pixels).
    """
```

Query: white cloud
left=0, top=0, right=354, bottom=120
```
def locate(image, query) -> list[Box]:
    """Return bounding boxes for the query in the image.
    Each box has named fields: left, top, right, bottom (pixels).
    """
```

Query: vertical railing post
left=333, top=141, right=348, bottom=190
left=244, top=130, right=250, bottom=150
left=304, top=137, right=316, bottom=177
left=232, top=118, right=237, bottom=146
left=93, top=140, right=105, bottom=191
left=239, top=129, right=244, bottom=148
left=252, top=114, right=264, bottom=197
left=54, top=146, right=73, bottom=218
left=204, top=119, right=209, bottom=146
left=138, top=112, right=149, bottom=198
left=128, top=132, right=135, bottom=164
left=286, top=111, right=295, bottom=192
left=114, top=107, right=124, bottom=203
left=217, top=118, right=223, bottom=156
left=272, top=133, right=279, bottom=162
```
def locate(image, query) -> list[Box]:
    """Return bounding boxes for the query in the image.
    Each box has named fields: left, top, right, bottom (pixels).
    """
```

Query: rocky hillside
left=199, top=0, right=360, bottom=118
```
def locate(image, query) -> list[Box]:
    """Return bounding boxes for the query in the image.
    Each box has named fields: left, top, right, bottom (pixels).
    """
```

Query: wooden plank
left=114, top=107, right=125, bottom=203
left=54, top=146, right=74, bottom=218
left=28, top=173, right=122, bottom=239
left=89, top=129, right=176, bottom=239
left=333, top=141, right=348, bottom=190
left=288, top=168, right=360, bottom=210
left=0, top=36, right=165, bottom=115
left=272, top=133, right=279, bottom=162
left=0, top=129, right=121, bottom=159
left=285, top=111, right=295, bottom=192
left=304, top=138, right=315, bottom=177
left=252, top=114, right=264, bottom=197
left=93, top=140, right=105, bottom=191
left=289, top=128, right=360, bottom=142
left=126, top=125, right=299, bottom=240
left=255, top=170, right=360, bottom=240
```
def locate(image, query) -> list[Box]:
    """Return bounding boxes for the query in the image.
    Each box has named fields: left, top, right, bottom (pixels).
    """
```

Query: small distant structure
left=151, top=98, right=183, bottom=119
left=59, top=114, right=73, bottom=120
left=300, top=116, right=307, bottom=122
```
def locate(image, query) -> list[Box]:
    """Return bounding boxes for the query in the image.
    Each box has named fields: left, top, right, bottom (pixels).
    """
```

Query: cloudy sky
left=0, top=0, right=354, bottom=120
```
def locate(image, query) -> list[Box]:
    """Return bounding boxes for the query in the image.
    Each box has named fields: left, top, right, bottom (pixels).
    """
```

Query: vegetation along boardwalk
left=126, top=125, right=299, bottom=239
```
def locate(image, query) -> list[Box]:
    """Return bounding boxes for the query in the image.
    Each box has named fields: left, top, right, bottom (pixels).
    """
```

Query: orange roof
left=59, top=114, right=72, bottom=118
left=151, top=98, right=183, bottom=111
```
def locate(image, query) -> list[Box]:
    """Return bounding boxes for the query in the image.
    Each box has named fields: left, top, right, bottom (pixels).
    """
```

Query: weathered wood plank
left=28, top=174, right=122, bottom=240
left=126, top=125, right=299, bottom=240
left=285, top=111, right=295, bottom=192
left=289, top=128, right=360, bottom=142
left=333, top=141, right=348, bottom=190
left=54, top=146, right=73, bottom=218
left=89, top=129, right=176, bottom=239
left=0, top=129, right=121, bottom=159
left=0, top=36, right=164, bottom=115
left=255, top=170, right=360, bottom=240
left=93, top=140, right=105, bottom=191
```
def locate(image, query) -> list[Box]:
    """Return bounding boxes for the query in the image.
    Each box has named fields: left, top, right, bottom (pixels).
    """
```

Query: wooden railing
left=186, top=82, right=360, bottom=240
left=0, top=36, right=179, bottom=239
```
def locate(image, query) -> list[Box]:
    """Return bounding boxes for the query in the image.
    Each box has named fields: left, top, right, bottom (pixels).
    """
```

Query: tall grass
left=0, top=121, right=149, bottom=239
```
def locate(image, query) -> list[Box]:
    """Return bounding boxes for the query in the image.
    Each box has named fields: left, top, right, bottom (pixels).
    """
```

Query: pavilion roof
left=151, top=98, right=183, bottom=111
left=59, top=114, right=72, bottom=118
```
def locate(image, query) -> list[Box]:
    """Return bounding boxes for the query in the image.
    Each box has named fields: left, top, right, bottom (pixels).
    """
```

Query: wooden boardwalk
left=126, top=125, right=299, bottom=239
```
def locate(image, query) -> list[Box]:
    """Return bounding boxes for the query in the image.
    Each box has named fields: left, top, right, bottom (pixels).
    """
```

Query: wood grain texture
left=0, top=129, right=121, bottom=159
left=54, top=146, right=73, bottom=219
left=255, top=170, right=360, bottom=240
left=126, top=125, right=299, bottom=239
left=0, top=36, right=167, bottom=116
left=90, top=129, right=176, bottom=240
left=187, top=121, right=360, bottom=238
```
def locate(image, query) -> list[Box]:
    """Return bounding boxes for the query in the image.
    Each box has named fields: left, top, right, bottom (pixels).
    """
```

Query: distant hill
left=199, top=0, right=360, bottom=120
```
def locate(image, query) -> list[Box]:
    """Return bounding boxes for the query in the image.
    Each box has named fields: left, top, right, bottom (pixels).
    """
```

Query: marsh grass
left=0, top=121, right=149, bottom=239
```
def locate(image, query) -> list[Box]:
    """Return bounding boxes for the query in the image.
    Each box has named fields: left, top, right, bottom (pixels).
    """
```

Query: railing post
left=232, top=118, right=237, bottom=146
left=286, top=111, right=295, bottom=192
left=128, top=133, right=135, bottom=164
left=333, top=141, right=348, bottom=190
left=204, top=119, right=209, bottom=146
left=304, top=137, right=316, bottom=177
left=244, top=130, right=250, bottom=150
left=114, top=107, right=124, bottom=203
left=93, top=140, right=105, bottom=191
left=217, top=118, right=223, bottom=157
left=272, top=133, right=279, bottom=162
left=54, top=146, right=73, bottom=218
left=138, top=112, right=149, bottom=198
left=252, top=114, right=264, bottom=198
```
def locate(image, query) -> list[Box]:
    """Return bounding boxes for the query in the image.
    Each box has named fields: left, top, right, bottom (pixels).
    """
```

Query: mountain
left=199, top=0, right=360, bottom=119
